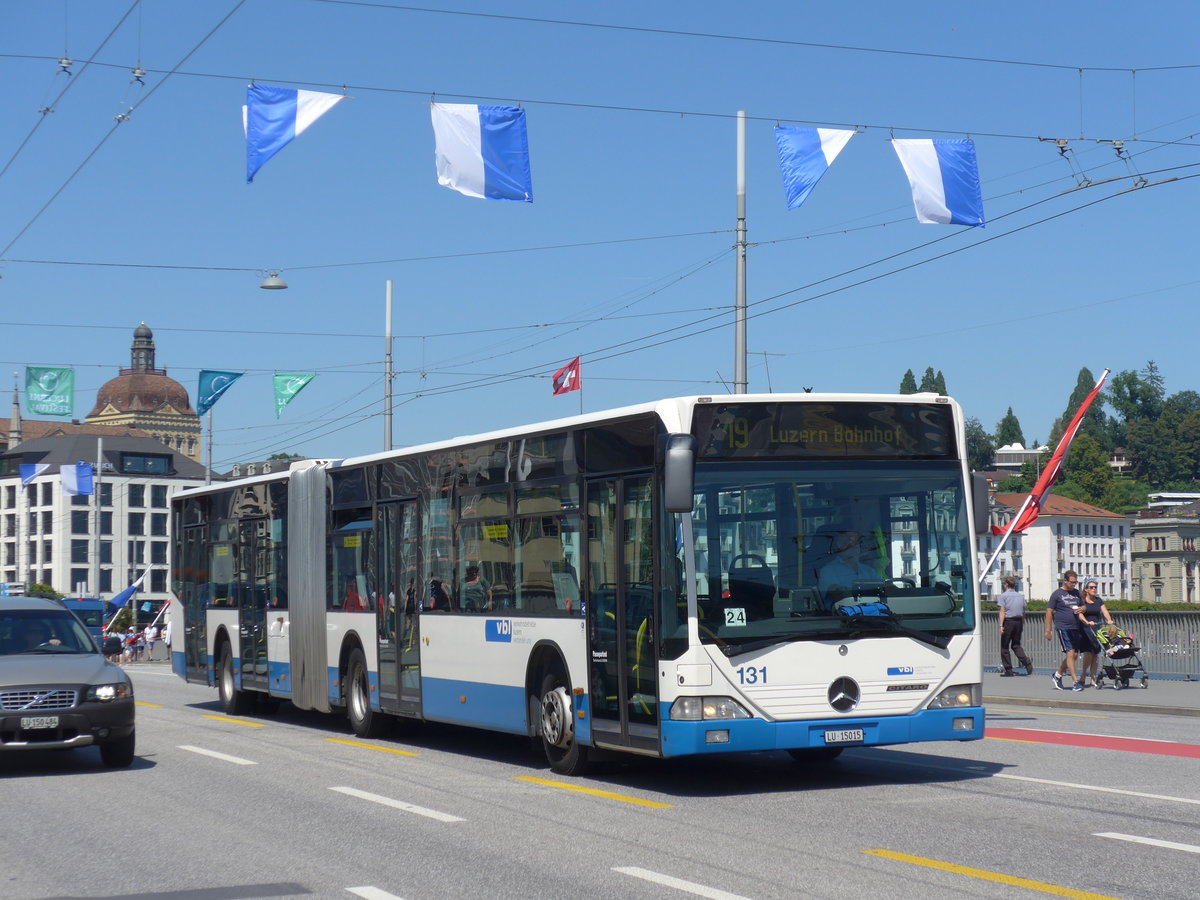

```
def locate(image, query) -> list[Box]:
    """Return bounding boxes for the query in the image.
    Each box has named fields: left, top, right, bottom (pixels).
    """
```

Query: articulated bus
left=169, top=394, right=987, bottom=774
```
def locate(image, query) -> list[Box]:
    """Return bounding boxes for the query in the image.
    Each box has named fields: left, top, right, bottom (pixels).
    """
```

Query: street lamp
left=259, top=272, right=288, bottom=290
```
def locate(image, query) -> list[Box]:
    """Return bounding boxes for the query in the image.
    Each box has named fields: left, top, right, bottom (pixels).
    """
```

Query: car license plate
left=21, top=716, right=58, bottom=730
left=824, top=728, right=863, bottom=744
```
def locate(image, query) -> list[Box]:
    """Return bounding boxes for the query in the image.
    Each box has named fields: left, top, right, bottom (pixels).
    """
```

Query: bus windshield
left=673, top=460, right=976, bottom=654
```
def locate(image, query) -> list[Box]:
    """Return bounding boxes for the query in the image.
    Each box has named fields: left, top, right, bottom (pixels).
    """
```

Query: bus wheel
left=787, top=747, right=843, bottom=763
left=218, top=643, right=252, bottom=715
left=346, top=648, right=384, bottom=738
left=539, top=673, right=590, bottom=776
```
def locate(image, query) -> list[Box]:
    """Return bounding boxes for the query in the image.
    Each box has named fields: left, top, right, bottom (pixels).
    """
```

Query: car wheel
left=100, top=729, right=135, bottom=768
left=218, top=643, right=253, bottom=715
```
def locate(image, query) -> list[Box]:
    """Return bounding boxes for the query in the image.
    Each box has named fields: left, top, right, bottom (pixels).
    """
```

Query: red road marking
left=987, top=727, right=1200, bottom=758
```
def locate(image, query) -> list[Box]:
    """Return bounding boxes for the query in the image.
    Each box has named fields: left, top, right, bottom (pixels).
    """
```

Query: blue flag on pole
left=196, top=371, right=243, bottom=416
left=19, top=463, right=49, bottom=487
left=245, top=85, right=344, bottom=183
left=774, top=126, right=855, bottom=210
left=61, top=462, right=94, bottom=496
left=431, top=103, right=533, bottom=202
left=891, top=138, right=985, bottom=226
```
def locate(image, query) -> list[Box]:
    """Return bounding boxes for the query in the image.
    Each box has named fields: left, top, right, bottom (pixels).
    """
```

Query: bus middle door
left=586, top=476, right=659, bottom=755
left=236, top=518, right=270, bottom=692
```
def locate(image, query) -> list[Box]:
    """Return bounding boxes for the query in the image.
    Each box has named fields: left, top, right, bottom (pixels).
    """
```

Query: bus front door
left=236, top=519, right=270, bottom=692
left=379, top=500, right=421, bottom=715
left=586, top=476, right=659, bottom=755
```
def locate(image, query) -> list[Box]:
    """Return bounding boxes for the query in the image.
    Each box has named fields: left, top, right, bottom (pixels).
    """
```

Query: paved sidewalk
left=984, top=667, right=1200, bottom=717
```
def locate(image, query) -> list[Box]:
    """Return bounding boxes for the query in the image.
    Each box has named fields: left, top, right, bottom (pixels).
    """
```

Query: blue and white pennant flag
left=431, top=103, right=533, bottom=202
left=891, top=138, right=985, bottom=226
left=774, top=126, right=855, bottom=210
left=245, top=85, right=344, bottom=183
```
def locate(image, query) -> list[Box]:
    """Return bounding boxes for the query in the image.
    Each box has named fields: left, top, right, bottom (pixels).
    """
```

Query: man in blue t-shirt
left=1044, top=570, right=1086, bottom=691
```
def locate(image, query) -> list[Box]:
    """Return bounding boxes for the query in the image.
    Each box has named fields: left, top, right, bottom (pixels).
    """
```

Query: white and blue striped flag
left=891, top=138, right=985, bottom=226
left=431, top=103, right=533, bottom=202
left=245, top=85, right=344, bottom=183
left=774, top=126, right=855, bottom=210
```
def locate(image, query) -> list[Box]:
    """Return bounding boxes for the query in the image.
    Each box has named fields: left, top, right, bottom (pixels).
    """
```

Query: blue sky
left=2, top=1, right=1197, bottom=468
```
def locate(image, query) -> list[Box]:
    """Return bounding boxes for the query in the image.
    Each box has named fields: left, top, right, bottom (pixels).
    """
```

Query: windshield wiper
left=841, top=614, right=949, bottom=650
left=719, top=628, right=864, bottom=657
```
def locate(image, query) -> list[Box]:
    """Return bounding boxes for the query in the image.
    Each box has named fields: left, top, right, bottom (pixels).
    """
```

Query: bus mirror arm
left=663, top=434, right=697, bottom=513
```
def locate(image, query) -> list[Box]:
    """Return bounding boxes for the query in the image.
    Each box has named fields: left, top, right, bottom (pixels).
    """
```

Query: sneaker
left=1024, top=662, right=1035, bottom=676
left=1000, top=670, right=1015, bottom=677
left=1072, top=681, right=1085, bottom=691
left=1052, top=673, right=1065, bottom=690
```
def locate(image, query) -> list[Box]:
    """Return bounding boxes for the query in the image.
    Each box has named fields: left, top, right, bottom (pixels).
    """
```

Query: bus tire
left=346, top=648, right=384, bottom=738
left=218, top=642, right=252, bottom=715
left=539, top=672, right=590, bottom=776
left=787, top=747, right=843, bottom=763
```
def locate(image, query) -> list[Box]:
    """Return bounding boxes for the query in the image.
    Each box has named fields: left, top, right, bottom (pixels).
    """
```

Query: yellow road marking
left=326, top=737, right=419, bottom=757
left=516, top=775, right=673, bottom=808
left=135, top=701, right=162, bottom=708
left=201, top=714, right=266, bottom=727
left=864, top=849, right=1122, bottom=899
left=985, top=735, right=1043, bottom=744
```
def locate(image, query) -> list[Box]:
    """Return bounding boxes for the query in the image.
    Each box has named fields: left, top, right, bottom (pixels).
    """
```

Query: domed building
left=86, top=323, right=201, bottom=461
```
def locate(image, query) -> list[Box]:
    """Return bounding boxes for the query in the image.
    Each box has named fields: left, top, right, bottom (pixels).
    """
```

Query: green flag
left=273, top=373, right=315, bottom=418
left=25, top=366, right=74, bottom=416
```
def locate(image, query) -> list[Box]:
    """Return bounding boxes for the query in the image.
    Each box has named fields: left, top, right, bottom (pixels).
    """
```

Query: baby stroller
left=1092, top=624, right=1148, bottom=690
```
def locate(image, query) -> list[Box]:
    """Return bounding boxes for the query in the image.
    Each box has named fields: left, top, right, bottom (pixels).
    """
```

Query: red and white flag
left=993, top=368, right=1109, bottom=536
left=552, top=357, right=581, bottom=395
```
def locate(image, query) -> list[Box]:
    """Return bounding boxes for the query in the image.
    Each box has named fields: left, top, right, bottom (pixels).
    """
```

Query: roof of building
left=994, top=492, right=1124, bottom=519
left=0, top=418, right=152, bottom=448
left=88, top=372, right=195, bottom=418
left=1, top=433, right=210, bottom=479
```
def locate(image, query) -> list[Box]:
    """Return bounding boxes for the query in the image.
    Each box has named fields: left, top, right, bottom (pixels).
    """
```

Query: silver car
left=0, top=596, right=135, bottom=767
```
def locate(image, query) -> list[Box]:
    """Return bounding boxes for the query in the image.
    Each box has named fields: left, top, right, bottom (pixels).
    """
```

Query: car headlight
left=87, top=683, right=132, bottom=702
left=670, top=696, right=751, bottom=720
left=927, top=683, right=980, bottom=709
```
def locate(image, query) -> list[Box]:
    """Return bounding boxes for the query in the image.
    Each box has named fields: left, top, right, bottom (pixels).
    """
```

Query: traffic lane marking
left=178, top=744, right=257, bottom=766
left=987, top=726, right=1200, bottom=758
left=202, top=713, right=267, bottom=728
left=987, top=706, right=1108, bottom=718
left=614, top=866, right=752, bottom=900
left=329, top=786, right=464, bottom=822
left=515, top=775, right=673, bottom=808
left=326, top=737, right=419, bottom=757
left=1096, top=832, right=1200, bottom=855
left=347, top=887, right=405, bottom=899
left=864, top=849, right=1121, bottom=899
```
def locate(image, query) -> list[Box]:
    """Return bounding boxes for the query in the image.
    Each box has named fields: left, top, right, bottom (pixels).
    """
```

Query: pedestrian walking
left=996, top=576, right=1034, bottom=676
left=1044, top=570, right=1087, bottom=691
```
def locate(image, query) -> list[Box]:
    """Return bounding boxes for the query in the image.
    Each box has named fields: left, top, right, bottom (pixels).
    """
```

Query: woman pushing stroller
left=1077, top=579, right=1115, bottom=688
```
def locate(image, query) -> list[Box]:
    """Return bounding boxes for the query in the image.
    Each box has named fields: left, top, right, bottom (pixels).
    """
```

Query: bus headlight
left=670, top=696, right=751, bottom=720
left=927, top=684, right=980, bottom=709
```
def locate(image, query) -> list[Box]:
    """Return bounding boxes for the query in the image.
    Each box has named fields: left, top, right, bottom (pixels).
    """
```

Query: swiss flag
left=552, top=357, right=581, bottom=395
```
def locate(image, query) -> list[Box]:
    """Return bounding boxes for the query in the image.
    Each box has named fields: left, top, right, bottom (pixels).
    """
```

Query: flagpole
left=92, top=436, right=103, bottom=598
left=205, top=410, right=213, bottom=485
left=733, top=109, right=748, bottom=394
left=980, top=494, right=1034, bottom=583
left=384, top=279, right=394, bottom=452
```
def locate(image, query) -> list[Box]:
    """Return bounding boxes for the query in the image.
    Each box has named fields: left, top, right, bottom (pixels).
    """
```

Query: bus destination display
left=692, top=402, right=957, bottom=459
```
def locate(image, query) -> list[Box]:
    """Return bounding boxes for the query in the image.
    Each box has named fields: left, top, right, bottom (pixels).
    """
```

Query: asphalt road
left=2, top=664, right=1198, bottom=900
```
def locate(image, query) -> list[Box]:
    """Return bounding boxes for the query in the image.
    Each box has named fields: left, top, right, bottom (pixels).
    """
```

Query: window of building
left=42, top=541, right=51, bottom=564
left=28, top=511, right=36, bottom=533
left=71, top=568, right=89, bottom=592
left=151, top=541, right=167, bottom=565
left=128, top=540, right=145, bottom=564
left=72, top=510, right=89, bottom=534
left=3, top=485, right=13, bottom=508
left=128, top=513, right=145, bottom=535
left=1154, top=563, right=1161, bottom=577
left=128, top=484, right=145, bottom=507
left=151, top=513, right=167, bottom=536
left=100, top=541, right=112, bottom=564
left=119, top=453, right=170, bottom=475
left=71, top=493, right=89, bottom=507
left=99, top=483, right=113, bottom=507
left=151, top=569, right=167, bottom=593
left=99, top=569, right=112, bottom=593
left=151, top=484, right=168, bottom=508
left=71, top=539, right=89, bottom=564
left=3, top=514, right=12, bottom=537
left=40, top=511, right=52, bottom=534
left=101, top=511, right=113, bottom=535
left=41, top=483, right=52, bottom=506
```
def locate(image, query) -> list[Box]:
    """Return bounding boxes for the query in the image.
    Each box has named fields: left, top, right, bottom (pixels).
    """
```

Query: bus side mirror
left=972, top=473, right=989, bottom=535
left=663, top=434, right=696, bottom=513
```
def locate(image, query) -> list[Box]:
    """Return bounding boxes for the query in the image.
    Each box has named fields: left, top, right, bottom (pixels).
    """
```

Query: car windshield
left=0, top=610, right=97, bottom=655
left=664, top=460, right=976, bottom=655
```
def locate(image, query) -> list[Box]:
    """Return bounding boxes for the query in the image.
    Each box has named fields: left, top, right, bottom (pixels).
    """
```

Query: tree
left=28, top=583, right=63, bottom=600
left=918, top=367, right=938, bottom=392
left=1061, top=432, right=1112, bottom=505
left=1048, top=367, right=1109, bottom=451
left=964, top=417, right=995, bottom=471
left=899, top=369, right=917, bottom=394
left=994, top=407, right=1025, bottom=447
left=1099, top=478, right=1151, bottom=515
left=268, top=452, right=304, bottom=461
left=933, top=370, right=947, bottom=395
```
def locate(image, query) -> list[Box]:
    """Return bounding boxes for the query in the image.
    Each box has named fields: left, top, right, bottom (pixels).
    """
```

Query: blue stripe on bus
left=658, top=705, right=984, bottom=757
left=421, top=677, right=529, bottom=735
left=269, top=660, right=292, bottom=697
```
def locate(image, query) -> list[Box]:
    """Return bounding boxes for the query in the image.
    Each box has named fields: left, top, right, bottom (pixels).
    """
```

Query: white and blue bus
left=169, top=394, right=986, bottom=774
